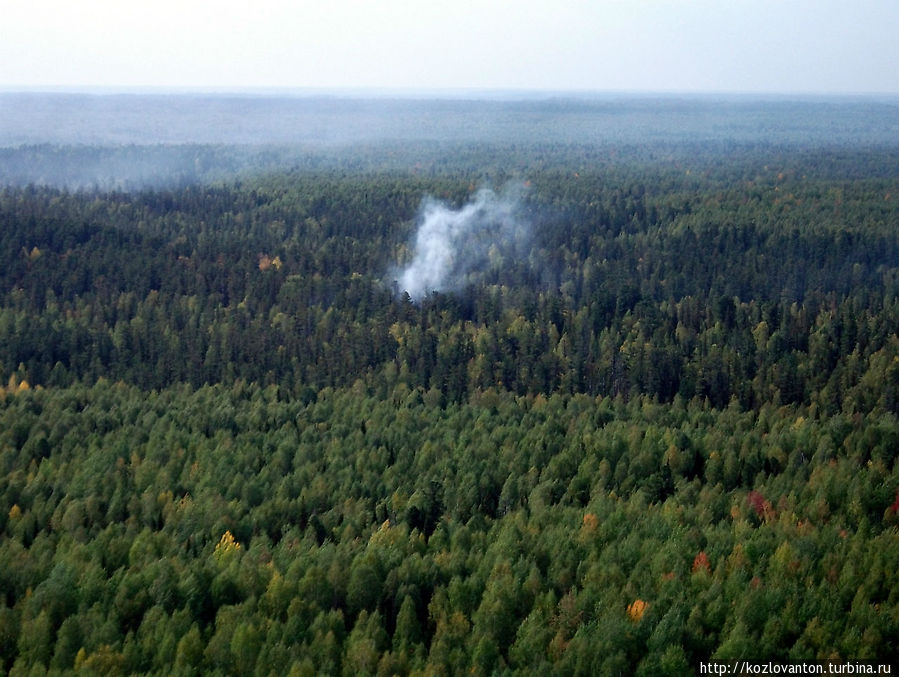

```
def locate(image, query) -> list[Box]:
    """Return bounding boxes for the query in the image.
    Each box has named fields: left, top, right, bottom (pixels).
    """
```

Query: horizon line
left=2, top=85, right=898, bottom=101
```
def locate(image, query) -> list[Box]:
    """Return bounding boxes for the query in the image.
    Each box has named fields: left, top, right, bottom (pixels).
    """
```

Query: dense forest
left=2, top=97, right=899, bottom=674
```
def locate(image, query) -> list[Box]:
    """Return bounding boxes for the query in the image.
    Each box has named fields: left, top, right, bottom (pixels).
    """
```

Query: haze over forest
left=1, top=86, right=898, bottom=673
left=5, top=92, right=899, bottom=146
left=2, top=92, right=898, bottom=191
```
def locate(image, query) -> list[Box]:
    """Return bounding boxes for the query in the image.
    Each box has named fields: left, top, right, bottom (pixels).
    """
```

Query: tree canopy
left=1, top=132, right=898, bottom=674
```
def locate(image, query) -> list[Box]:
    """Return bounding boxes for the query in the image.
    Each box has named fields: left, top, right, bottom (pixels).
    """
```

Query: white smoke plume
left=396, top=184, right=529, bottom=300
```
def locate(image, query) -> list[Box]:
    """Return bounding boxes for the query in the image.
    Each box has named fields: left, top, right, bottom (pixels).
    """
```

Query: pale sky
left=2, top=0, right=898, bottom=95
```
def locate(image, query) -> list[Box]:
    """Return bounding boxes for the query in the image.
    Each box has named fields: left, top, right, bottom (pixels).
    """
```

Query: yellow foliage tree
left=627, top=599, right=648, bottom=622
left=214, top=530, right=241, bottom=562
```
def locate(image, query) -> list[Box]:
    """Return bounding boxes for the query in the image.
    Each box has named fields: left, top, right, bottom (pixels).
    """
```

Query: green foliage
left=1, top=137, right=898, bottom=672
left=1, top=381, right=898, bottom=671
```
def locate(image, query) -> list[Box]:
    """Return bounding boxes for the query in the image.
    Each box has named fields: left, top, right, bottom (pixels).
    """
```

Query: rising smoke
left=395, top=184, right=530, bottom=300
